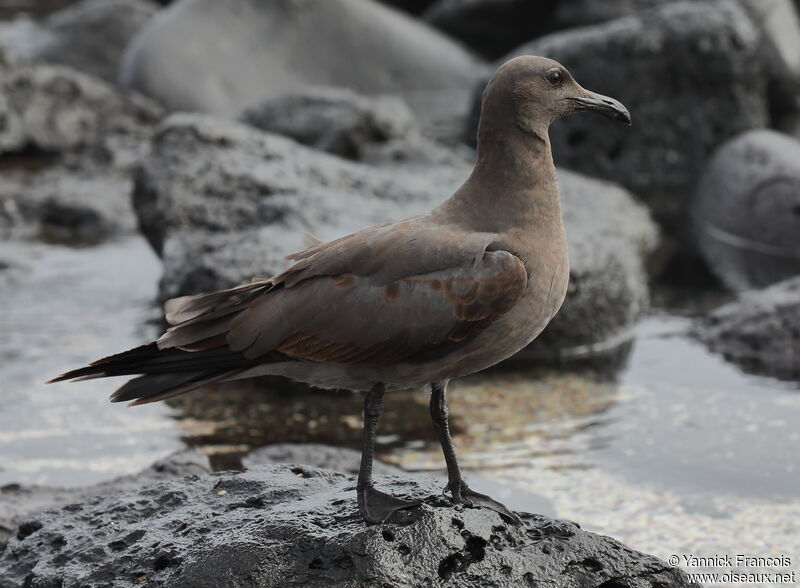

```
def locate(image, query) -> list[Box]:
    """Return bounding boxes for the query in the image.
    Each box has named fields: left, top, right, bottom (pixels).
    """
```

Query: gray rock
left=0, top=157, right=138, bottom=244
left=244, top=443, right=402, bottom=477
left=422, top=0, right=559, bottom=59
left=244, top=443, right=558, bottom=517
left=739, top=0, right=800, bottom=115
left=239, top=87, right=418, bottom=161
left=120, top=0, right=482, bottom=121
left=693, top=130, right=800, bottom=291
left=0, top=449, right=209, bottom=551
left=552, top=0, right=680, bottom=27
left=468, top=0, right=768, bottom=231
left=695, top=276, right=800, bottom=381
left=133, top=112, right=470, bottom=287
left=134, top=113, right=657, bottom=365
left=0, top=463, right=698, bottom=587
left=525, top=173, right=655, bottom=364
left=0, top=61, right=162, bottom=244
left=0, top=61, right=162, bottom=156
left=0, top=0, right=160, bottom=84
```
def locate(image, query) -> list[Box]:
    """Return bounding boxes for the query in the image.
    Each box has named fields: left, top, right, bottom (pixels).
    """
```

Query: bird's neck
left=439, top=123, right=562, bottom=233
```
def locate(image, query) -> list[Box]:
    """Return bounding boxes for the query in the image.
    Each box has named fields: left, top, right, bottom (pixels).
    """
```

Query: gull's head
left=481, top=55, right=631, bottom=136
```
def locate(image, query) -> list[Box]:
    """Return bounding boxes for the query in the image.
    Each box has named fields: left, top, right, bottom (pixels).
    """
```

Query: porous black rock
left=132, top=113, right=657, bottom=365
left=0, top=464, right=699, bottom=587
left=243, top=443, right=403, bottom=477
left=693, top=129, right=800, bottom=291
left=0, top=449, right=210, bottom=551
left=695, top=275, right=800, bottom=381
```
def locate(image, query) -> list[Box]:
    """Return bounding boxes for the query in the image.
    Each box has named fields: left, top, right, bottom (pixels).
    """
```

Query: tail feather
left=49, top=341, right=265, bottom=405
left=111, top=370, right=240, bottom=405
left=49, top=279, right=280, bottom=405
left=48, top=343, right=251, bottom=383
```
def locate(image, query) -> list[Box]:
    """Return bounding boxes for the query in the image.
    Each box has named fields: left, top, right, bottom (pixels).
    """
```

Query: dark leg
left=357, top=383, right=421, bottom=525
left=430, top=381, right=521, bottom=524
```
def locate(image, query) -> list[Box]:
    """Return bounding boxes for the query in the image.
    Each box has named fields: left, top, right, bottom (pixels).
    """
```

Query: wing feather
left=226, top=250, right=527, bottom=365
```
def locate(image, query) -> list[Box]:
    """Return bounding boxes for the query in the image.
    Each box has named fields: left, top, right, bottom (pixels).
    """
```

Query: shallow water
left=1, top=236, right=798, bottom=584
left=0, top=237, right=182, bottom=487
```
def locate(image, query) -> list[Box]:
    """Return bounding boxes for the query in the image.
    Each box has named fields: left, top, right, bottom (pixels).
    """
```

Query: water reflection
left=172, top=371, right=620, bottom=475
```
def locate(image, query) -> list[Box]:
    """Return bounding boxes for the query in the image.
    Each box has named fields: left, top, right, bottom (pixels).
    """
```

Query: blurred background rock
left=0, top=0, right=798, bottom=582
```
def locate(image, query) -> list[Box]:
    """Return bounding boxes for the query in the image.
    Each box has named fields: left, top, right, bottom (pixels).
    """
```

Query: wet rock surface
left=133, top=113, right=657, bottom=363
left=243, top=443, right=403, bottom=477
left=120, top=0, right=482, bottom=120
left=0, top=463, right=698, bottom=587
left=693, top=129, right=800, bottom=292
left=467, top=0, right=769, bottom=230
left=0, top=449, right=210, bottom=551
left=239, top=87, right=418, bottom=161
left=0, top=0, right=159, bottom=84
left=695, top=276, right=800, bottom=381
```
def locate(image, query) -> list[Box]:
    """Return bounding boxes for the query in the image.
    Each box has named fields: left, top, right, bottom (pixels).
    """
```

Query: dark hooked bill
left=569, top=91, right=631, bottom=125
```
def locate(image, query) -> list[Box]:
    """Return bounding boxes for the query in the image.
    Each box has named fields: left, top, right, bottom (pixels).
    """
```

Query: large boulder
left=422, top=0, right=559, bottom=59
left=0, top=0, right=160, bottom=84
left=132, top=113, right=469, bottom=293
left=551, top=0, right=680, bottom=27
left=467, top=0, right=768, bottom=233
left=120, top=0, right=482, bottom=123
left=0, top=463, right=698, bottom=587
left=693, top=130, right=800, bottom=291
left=133, top=113, right=657, bottom=366
left=695, top=276, right=800, bottom=381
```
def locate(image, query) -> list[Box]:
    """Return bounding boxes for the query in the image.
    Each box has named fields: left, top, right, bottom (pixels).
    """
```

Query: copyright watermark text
left=667, top=554, right=796, bottom=584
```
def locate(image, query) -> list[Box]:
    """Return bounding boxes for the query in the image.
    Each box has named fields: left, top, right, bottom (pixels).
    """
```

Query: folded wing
left=222, top=249, right=528, bottom=365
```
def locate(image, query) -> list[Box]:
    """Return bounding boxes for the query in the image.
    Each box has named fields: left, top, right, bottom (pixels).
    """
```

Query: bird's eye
left=545, top=69, right=563, bottom=87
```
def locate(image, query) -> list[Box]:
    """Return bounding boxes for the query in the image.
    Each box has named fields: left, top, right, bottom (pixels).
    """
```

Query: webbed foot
left=358, top=486, right=422, bottom=525
left=448, top=481, right=522, bottom=525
